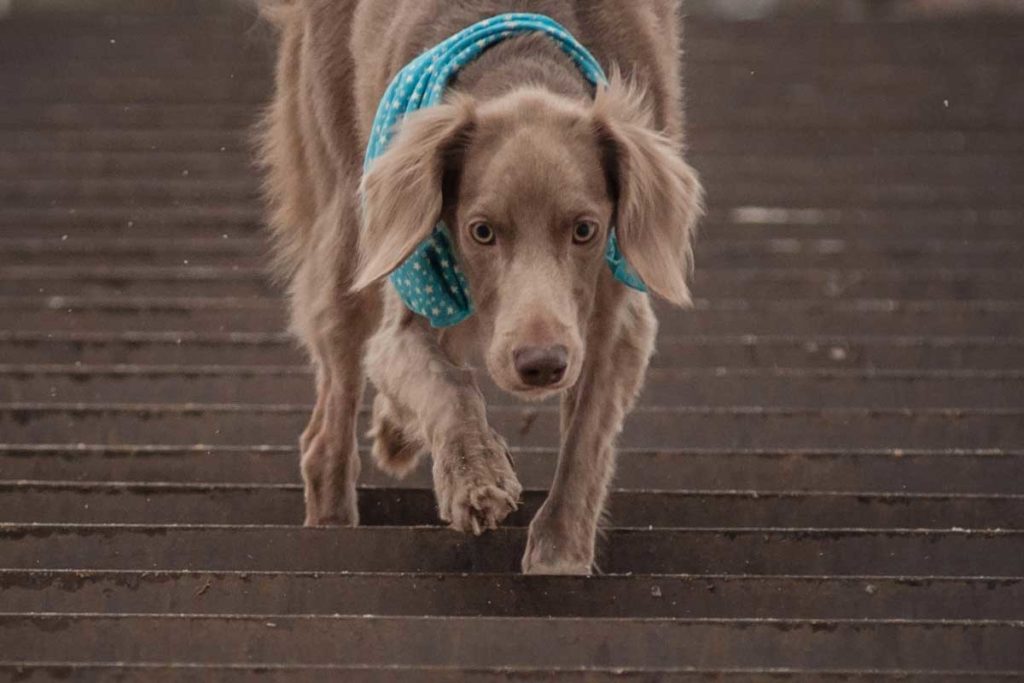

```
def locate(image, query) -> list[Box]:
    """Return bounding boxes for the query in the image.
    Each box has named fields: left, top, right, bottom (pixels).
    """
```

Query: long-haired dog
left=258, top=0, right=702, bottom=574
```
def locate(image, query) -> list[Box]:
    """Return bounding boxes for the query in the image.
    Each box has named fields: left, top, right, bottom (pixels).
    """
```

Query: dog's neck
left=451, top=34, right=591, bottom=103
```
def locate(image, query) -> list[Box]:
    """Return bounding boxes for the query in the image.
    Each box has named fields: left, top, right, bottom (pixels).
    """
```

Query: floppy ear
left=594, top=75, right=704, bottom=307
left=352, top=96, right=475, bottom=292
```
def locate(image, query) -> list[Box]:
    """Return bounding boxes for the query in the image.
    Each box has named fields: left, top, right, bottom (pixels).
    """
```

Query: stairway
left=1, top=2, right=1022, bottom=679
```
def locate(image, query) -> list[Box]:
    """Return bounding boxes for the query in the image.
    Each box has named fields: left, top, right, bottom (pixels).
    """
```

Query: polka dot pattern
left=363, top=12, right=645, bottom=328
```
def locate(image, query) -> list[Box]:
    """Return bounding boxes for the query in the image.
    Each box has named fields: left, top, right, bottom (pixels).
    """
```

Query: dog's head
left=354, top=75, right=703, bottom=399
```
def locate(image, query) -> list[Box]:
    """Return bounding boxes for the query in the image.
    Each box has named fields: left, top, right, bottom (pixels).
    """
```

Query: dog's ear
left=594, top=74, right=704, bottom=307
left=352, top=96, right=475, bottom=292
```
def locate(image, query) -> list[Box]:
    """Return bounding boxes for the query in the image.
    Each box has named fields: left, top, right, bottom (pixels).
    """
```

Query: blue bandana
left=364, top=12, right=646, bottom=328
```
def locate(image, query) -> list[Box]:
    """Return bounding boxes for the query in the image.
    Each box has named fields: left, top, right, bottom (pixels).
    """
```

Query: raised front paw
left=433, top=429, right=522, bottom=535
left=521, top=508, right=594, bottom=575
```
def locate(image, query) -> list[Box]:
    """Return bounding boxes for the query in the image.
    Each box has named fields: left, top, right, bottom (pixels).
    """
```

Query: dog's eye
left=470, top=222, right=496, bottom=245
left=572, top=221, right=598, bottom=244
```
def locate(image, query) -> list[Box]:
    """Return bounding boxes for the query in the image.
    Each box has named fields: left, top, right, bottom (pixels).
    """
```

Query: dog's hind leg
left=291, top=197, right=381, bottom=527
left=368, top=391, right=427, bottom=479
left=522, top=292, right=658, bottom=574
left=297, top=296, right=379, bottom=526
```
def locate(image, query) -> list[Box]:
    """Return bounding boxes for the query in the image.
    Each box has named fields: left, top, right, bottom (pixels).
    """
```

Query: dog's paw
left=300, top=434, right=361, bottom=527
left=303, top=501, right=359, bottom=527
left=521, top=509, right=594, bottom=575
left=302, top=472, right=360, bottom=527
left=433, top=429, right=522, bottom=535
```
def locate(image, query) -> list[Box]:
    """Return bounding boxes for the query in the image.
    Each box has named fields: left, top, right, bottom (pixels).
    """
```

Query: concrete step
left=4, top=569, right=1022, bottom=620
left=3, top=482, right=1021, bottom=530
left=1, top=613, right=1021, bottom=672
left=1, top=403, right=1021, bottom=450
left=3, top=524, right=1023, bottom=576
left=4, top=446, right=1022, bottom=495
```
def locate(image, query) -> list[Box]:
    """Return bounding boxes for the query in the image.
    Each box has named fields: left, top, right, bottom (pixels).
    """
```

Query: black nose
left=513, top=345, right=569, bottom=387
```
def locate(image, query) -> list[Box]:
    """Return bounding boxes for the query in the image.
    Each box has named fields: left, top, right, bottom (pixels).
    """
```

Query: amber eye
left=470, top=222, right=496, bottom=245
left=573, top=221, right=598, bottom=244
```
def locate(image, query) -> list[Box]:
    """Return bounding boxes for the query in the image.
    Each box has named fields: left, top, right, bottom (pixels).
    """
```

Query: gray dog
left=257, top=0, right=703, bottom=574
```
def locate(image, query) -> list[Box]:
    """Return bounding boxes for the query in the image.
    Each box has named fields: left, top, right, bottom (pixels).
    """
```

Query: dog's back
left=258, top=0, right=684, bottom=283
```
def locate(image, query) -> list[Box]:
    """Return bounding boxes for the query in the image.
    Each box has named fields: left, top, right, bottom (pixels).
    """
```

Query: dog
left=257, top=0, right=703, bottom=575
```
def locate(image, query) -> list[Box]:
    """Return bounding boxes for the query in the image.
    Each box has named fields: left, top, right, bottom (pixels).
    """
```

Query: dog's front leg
left=367, top=297, right=522, bottom=534
left=522, top=295, right=657, bottom=575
